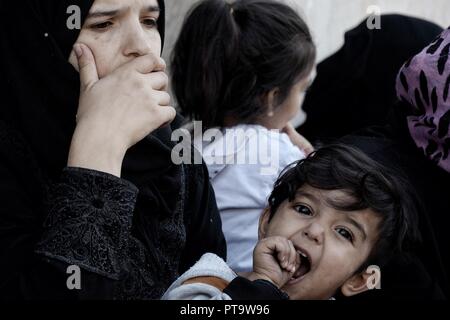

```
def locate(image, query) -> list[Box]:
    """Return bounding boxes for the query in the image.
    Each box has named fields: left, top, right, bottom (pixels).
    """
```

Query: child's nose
left=302, top=222, right=324, bottom=245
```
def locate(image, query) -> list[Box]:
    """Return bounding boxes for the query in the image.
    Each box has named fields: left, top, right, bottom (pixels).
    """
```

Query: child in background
left=171, top=0, right=316, bottom=272
left=163, top=144, right=421, bottom=300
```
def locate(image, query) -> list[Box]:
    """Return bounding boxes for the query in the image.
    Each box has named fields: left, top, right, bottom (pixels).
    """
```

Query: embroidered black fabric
left=35, top=168, right=140, bottom=280
left=0, top=121, right=225, bottom=300
left=35, top=167, right=188, bottom=300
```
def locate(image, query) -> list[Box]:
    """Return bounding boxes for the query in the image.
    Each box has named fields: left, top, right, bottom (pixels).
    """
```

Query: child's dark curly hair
left=268, top=143, right=421, bottom=272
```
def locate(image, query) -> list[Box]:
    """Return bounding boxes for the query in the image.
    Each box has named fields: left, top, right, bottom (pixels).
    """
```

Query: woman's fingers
left=74, top=43, right=99, bottom=91
left=152, top=90, right=171, bottom=107
left=154, top=105, right=177, bottom=129
left=131, top=52, right=166, bottom=74
left=145, top=71, right=169, bottom=91
left=158, top=105, right=177, bottom=122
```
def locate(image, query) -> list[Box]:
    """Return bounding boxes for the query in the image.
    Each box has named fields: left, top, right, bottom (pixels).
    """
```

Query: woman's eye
left=336, top=228, right=353, bottom=242
left=142, top=18, right=157, bottom=28
left=294, top=204, right=313, bottom=216
left=92, top=21, right=113, bottom=29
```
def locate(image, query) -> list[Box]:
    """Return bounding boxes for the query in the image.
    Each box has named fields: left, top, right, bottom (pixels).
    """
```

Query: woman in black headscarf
left=298, top=14, right=444, bottom=142
left=339, top=25, right=450, bottom=300
left=0, top=0, right=226, bottom=300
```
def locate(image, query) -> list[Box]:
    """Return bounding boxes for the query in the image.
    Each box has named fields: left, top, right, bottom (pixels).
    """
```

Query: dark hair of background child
left=171, top=0, right=316, bottom=130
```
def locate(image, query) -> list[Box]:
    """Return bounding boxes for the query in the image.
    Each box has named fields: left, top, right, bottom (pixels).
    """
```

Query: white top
left=194, top=124, right=304, bottom=272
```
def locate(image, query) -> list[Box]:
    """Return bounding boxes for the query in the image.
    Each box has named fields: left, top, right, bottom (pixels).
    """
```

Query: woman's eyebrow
left=144, top=6, right=160, bottom=13
left=87, top=4, right=160, bottom=19
left=87, top=9, right=123, bottom=19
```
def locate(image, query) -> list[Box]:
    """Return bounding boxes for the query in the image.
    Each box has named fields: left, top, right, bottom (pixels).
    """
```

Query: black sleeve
left=0, top=160, right=140, bottom=299
left=223, top=277, right=290, bottom=300
left=178, top=161, right=227, bottom=273
left=35, top=167, right=139, bottom=279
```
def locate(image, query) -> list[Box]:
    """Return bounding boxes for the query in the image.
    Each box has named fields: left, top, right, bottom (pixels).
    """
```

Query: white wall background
left=164, top=0, right=450, bottom=63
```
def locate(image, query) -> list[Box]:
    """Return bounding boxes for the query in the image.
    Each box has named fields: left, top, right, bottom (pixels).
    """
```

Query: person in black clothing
left=340, top=26, right=450, bottom=300
left=0, top=0, right=225, bottom=300
left=298, top=15, right=444, bottom=142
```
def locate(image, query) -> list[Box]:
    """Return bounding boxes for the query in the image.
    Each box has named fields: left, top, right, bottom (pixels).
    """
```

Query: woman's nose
left=123, top=23, right=153, bottom=58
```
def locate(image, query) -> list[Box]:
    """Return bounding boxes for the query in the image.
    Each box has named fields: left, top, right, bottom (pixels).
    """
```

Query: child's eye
left=293, top=204, right=313, bottom=216
left=92, top=21, right=113, bottom=30
left=336, top=227, right=354, bottom=242
left=142, top=18, right=157, bottom=28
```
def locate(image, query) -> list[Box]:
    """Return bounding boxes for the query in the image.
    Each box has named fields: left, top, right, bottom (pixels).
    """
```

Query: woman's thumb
left=74, top=43, right=99, bottom=90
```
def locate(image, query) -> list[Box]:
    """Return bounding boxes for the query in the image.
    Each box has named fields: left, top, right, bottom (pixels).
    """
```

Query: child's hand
left=283, top=123, right=314, bottom=156
left=247, top=236, right=300, bottom=288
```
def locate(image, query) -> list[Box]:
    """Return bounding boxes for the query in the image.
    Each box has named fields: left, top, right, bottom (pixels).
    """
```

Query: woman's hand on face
left=282, top=123, right=314, bottom=156
left=68, top=43, right=176, bottom=177
left=247, top=236, right=299, bottom=289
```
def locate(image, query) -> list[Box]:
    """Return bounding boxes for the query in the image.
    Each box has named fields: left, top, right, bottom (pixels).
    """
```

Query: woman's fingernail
left=74, top=44, right=83, bottom=58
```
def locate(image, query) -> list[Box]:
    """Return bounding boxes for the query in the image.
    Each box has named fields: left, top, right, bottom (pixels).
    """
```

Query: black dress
left=0, top=119, right=226, bottom=300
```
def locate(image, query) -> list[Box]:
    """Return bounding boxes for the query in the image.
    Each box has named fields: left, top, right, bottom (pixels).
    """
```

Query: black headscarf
left=298, top=14, right=443, bottom=141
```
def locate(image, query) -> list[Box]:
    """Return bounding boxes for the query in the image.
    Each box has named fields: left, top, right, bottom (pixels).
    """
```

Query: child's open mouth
left=288, top=249, right=311, bottom=284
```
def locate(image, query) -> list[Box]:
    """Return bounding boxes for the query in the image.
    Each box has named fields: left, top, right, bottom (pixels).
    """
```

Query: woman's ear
left=258, top=207, right=272, bottom=240
left=341, top=265, right=381, bottom=297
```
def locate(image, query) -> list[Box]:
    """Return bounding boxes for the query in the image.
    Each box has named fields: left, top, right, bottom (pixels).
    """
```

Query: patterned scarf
left=396, top=27, right=450, bottom=173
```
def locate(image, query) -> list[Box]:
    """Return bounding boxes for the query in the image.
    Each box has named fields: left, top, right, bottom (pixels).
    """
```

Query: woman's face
left=69, top=0, right=162, bottom=78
